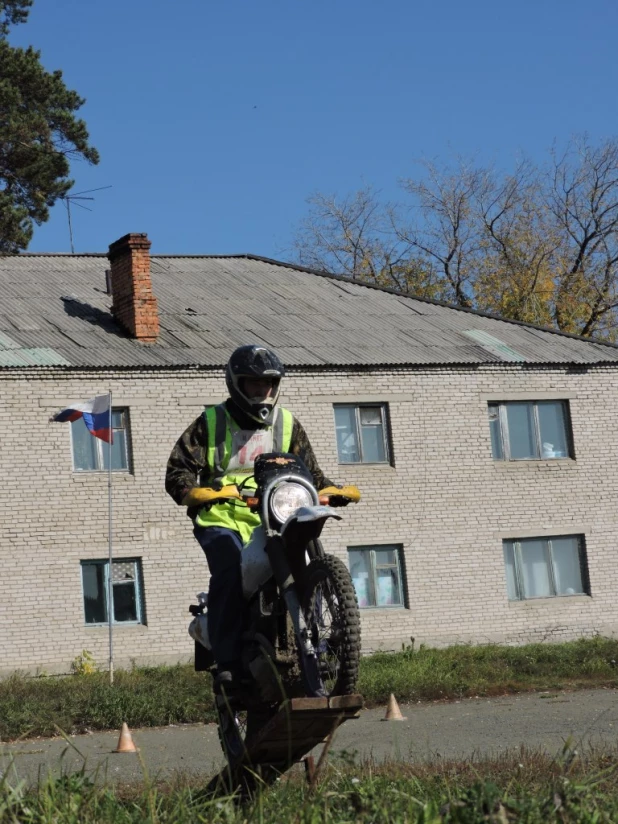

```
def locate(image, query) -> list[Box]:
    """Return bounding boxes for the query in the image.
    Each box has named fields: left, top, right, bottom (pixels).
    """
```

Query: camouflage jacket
left=165, top=400, right=336, bottom=512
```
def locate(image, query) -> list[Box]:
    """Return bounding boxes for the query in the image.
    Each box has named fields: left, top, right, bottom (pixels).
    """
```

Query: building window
left=81, top=559, right=145, bottom=625
left=71, top=408, right=131, bottom=471
left=348, top=545, right=404, bottom=608
left=488, top=401, right=572, bottom=460
left=502, top=536, right=588, bottom=601
left=334, top=404, right=390, bottom=464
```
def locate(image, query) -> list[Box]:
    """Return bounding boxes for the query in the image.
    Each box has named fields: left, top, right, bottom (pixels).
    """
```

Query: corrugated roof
left=1, top=251, right=618, bottom=369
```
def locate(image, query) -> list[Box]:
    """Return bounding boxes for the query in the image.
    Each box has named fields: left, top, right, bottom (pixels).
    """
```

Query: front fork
left=265, top=536, right=325, bottom=698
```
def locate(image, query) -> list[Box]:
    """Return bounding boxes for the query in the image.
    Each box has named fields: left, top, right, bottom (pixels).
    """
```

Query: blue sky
left=11, top=0, right=618, bottom=258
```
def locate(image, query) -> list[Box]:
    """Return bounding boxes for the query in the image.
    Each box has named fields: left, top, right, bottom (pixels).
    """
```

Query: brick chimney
left=107, top=233, right=160, bottom=342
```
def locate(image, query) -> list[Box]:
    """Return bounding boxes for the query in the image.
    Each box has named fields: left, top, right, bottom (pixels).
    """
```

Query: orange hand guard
left=181, top=485, right=241, bottom=507
left=318, top=485, right=361, bottom=503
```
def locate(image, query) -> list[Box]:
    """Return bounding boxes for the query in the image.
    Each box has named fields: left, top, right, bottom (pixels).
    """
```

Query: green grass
left=2, top=636, right=618, bottom=742
left=3, top=744, right=618, bottom=822
left=0, top=665, right=211, bottom=742
left=359, top=635, right=618, bottom=703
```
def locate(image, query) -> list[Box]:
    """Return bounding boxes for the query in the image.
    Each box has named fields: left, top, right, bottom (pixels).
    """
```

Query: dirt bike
left=188, top=451, right=361, bottom=764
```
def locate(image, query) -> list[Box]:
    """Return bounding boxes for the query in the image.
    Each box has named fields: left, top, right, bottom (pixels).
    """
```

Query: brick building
left=2, top=232, right=618, bottom=675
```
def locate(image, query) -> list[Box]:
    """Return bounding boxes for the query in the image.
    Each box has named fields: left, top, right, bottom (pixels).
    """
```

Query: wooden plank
left=205, top=693, right=365, bottom=797
left=262, top=725, right=316, bottom=743
left=250, top=702, right=360, bottom=746
left=266, top=723, right=333, bottom=743
left=288, top=697, right=329, bottom=711
left=328, top=694, right=363, bottom=711
left=247, top=709, right=293, bottom=744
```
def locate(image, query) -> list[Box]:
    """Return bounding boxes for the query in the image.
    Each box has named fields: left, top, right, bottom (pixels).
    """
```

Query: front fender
left=281, top=505, right=342, bottom=550
left=282, top=505, right=342, bottom=532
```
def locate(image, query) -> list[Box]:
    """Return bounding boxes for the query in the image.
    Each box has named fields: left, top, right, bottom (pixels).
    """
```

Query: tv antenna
left=60, top=186, right=112, bottom=253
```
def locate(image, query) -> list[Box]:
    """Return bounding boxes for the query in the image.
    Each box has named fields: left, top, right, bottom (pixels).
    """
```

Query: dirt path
left=2, top=688, right=617, bottom=786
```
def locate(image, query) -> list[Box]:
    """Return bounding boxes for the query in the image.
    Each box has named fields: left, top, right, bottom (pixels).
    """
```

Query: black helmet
left=225, top=345, right=285, bottom=424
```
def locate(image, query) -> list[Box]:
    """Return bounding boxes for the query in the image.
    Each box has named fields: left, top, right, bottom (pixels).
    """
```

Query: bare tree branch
left=291, top=137, right=618, bottom=339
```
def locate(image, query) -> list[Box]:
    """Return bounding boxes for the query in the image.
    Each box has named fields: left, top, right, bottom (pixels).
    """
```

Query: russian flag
left=51, top=394, right=113, bottom=443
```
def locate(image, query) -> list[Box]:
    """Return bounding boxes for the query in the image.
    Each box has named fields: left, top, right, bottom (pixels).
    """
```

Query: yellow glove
left=318, top=485, right=361, bottom=504
left=181, top=485, right=240, bottom=507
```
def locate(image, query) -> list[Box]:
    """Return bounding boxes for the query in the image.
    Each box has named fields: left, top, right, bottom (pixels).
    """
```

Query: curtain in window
left=72, top=418, right=98, bottom=470
left=334, top=406, right=360, bottom=462
left=519, top=539, right=552, bottom=597
left=506, top=404, right=536, bottom=459
left=551, top=537, right=584, bottom=594
left=502, top=542, right=518, bottom=600
left=538, top=403, right=569, bottom=458
left=348, top=549, right=373, bottom=607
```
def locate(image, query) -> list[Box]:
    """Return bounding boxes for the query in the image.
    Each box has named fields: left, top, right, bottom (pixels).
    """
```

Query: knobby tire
left=302, top=554, right=361, bottom=696
left=216, top=701, right=273, bottom=765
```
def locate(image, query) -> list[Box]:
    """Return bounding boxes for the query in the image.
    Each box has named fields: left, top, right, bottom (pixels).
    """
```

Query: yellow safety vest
left=195, top=404, right=294, bottom=543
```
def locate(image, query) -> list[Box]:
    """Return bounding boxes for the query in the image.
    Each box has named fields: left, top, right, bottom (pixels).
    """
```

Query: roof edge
left=8, top=252, right=108, bottom=258
left=4, top=360, right=618, bottom=375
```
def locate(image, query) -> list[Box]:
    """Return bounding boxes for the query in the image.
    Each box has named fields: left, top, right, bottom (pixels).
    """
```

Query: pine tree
left=0, top=0, right=99, bottom=252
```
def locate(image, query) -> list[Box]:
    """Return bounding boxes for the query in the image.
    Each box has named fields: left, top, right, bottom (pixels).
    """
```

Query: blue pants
left=193, top=525, right=247, bottom=667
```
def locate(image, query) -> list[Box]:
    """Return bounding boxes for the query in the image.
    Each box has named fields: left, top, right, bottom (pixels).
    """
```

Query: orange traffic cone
left=114, top=722, right=138, bottom=753
left=382, top=693, right=407, bottom=721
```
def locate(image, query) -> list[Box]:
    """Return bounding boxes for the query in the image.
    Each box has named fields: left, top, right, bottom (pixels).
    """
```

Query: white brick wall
left=1, top=362, right=617, bottom=674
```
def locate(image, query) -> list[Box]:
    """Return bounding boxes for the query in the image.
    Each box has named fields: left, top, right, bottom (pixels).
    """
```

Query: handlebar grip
left=213, top=484, right=242, bottom=500
left=319, top=485, right=361, bottom=503
left=182, top=485, right=241, bottom=507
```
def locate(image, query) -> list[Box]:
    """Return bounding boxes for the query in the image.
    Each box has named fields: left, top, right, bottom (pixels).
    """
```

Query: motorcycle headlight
left=270, top=482, right=313, bottom=523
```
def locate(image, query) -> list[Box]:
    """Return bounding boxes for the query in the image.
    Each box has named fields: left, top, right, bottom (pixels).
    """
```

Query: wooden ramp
left=206, top=694, right=363, bottom=796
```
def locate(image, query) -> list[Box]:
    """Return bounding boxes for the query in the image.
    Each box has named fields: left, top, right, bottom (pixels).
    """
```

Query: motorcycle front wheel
left=215, top=697, right=272, bottom=764
left=215, top=697, right=249, bottom=764
left=302, top=554, right=361, bottom=696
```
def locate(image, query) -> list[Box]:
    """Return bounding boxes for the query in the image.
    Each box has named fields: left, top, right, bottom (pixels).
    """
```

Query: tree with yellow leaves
left=293, top=136, right=618, bottom=340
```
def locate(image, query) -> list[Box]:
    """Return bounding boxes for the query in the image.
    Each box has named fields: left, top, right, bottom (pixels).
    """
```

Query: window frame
left=488, top=400, right=573, bottom=461
left=333, top=402, right=391, bottom=465
left=348, top=544, right=405, bottom=609
left=502, top=535, right=589, bottom=601
left=80, top=558, right=145, bottom=626
left=70, top=407, right=131, bottom=472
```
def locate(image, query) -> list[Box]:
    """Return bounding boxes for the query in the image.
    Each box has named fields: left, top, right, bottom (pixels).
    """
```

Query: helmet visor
left=240, top=376, right=278, bottom=402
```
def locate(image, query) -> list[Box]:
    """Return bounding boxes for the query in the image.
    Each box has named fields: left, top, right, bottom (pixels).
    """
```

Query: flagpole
left=108, top=389, right=114, bottom=686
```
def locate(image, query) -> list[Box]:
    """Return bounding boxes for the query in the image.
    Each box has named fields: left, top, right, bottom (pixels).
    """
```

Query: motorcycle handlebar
left=183, top=483, right=361, bottom=508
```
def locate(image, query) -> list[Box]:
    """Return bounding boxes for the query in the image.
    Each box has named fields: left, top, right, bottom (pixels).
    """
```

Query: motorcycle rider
left=165, top=344, right=354, bottom=692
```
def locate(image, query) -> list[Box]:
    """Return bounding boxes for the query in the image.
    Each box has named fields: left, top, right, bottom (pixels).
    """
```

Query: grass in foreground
left=2, top=744, right=618, bottom=822
left=1, top=636, right=618, bottom=741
